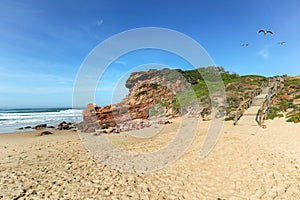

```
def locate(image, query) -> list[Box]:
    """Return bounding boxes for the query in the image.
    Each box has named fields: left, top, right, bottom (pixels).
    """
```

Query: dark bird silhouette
left=277, top=41, right=286, bottom=45
left=258, top=29, right=274, bottom=35
left=242, top=43, right=249, bottom=46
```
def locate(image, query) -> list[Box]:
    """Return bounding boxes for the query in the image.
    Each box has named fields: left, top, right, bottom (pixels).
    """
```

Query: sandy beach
left=2, top=0, right=300, bottom=199
left=0, top=118, right=299, bottom=199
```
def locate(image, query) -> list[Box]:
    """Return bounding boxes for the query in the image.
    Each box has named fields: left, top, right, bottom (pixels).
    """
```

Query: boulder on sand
left=58, top=121, right=76, bottom=130
left=40, top=131, right=53, bottom=136
left=33, top=124, right=47, bottom=130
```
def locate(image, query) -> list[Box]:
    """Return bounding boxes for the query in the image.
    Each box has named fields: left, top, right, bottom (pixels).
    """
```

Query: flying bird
left=242, top=43, right=249, bottom=46
left=258, top=29, right=274, bottom=35
left=277, top=41, right=286, bottom=45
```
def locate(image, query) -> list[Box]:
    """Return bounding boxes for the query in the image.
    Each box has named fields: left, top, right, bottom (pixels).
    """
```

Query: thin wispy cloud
left=97, top=19, right=104, bottom=26
left=0, top=85, right=73, bottom=94
left=0, top=71, right=74, bottom=83
left=258, top=48, right=270, bottom=59
left=114, top=60, right=127, bottom=66
left=33, top=9, right=45, bottom=14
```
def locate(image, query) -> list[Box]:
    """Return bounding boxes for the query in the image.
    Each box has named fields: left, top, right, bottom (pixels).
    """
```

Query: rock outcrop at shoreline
left=79, top=68, right=191, bottom=133
left=18, top=121, right=77, bottom=131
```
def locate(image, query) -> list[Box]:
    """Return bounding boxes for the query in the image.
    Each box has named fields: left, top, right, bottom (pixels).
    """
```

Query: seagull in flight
left=242, top=43, right=249, bottom=47
left=277, top=41, right=286, bottom=45
left=258, top=29, right=274, bottom=35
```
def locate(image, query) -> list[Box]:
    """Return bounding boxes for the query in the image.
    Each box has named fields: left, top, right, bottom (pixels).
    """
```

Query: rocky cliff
left=79, top=67, right=283, bottom=133
left=79, top=68, right=191, bottom=133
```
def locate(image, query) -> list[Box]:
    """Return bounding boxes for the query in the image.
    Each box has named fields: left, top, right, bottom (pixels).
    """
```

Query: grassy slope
left=150, top=67, right=299, bottom=123
left=173, top=67, right=299, bottom=123
left=268, top=76, right=300, bottom=123
left=174, top=67, right=266, bottom=118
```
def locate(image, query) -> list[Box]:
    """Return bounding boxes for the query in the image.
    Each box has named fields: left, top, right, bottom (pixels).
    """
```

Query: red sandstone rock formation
left=79, top=69, right=189, bottom=133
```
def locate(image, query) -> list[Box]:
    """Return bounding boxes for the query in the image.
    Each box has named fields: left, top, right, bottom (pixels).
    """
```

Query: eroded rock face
left=80, top=69, right=190, bottom=132
left=125, top=68, right=189, bottom=93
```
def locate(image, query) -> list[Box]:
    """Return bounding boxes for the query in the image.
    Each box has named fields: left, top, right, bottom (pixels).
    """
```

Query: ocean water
left=0, top=108, right=83, bottom=133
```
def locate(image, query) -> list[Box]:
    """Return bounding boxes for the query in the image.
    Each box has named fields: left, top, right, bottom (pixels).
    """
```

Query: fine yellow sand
left=0, top=118, right=299, bottom=199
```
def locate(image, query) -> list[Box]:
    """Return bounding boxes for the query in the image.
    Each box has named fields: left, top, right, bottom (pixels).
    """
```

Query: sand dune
left=0, top=118, right=299, bottom=199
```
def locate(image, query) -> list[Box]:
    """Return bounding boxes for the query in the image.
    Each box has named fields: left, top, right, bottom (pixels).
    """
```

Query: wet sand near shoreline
left=0, top=118, right=299, bottom=199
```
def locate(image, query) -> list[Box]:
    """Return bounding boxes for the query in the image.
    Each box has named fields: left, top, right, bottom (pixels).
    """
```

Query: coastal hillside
left=268, top=76, right=300, bottom=123
left=80, top=67, right=299, bottom=132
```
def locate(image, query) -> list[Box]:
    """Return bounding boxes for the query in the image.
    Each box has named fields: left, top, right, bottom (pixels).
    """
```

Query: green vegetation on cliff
left=145, top=66, right=299, bottom=123
left=174, top=67, right=266, bottom=117
left=270, top=76, right=300, bottom=123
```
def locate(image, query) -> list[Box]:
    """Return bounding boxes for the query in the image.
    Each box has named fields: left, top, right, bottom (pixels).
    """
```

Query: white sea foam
left=0, top=108, right=83, bottom=133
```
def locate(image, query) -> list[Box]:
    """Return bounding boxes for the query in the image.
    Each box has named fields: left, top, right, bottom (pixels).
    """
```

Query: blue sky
left=0, top=0, right=300, bottom=108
